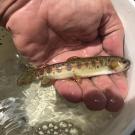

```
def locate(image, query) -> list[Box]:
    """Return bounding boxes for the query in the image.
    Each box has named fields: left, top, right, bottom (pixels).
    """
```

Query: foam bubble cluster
left=33, top=121, right=81, bottom=135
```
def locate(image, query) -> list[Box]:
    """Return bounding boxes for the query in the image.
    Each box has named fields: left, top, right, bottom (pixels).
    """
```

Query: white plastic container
left=102, top=0, right=135, bottom=135
left=0, top=0, right=135, bottom=135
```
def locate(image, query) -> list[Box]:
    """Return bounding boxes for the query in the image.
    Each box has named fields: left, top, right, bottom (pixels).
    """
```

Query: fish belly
left=47, top=70, right=74, bottom=80
left=46, top=66, right=114, bottom=80
left=74, top=67, right=113, bottom=78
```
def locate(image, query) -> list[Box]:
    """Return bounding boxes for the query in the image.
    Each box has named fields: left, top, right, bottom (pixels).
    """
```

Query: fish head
left=109, top=57, right=130, bottom=72
left=120, top=57, right=131, bottom=71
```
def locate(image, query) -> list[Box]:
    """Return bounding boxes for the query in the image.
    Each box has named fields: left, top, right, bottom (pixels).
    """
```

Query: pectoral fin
left=66, top=56, right=80, bottom=62
left=73, top=75, right=82, bottom=84
left=40, top=77, right=52, bottom=87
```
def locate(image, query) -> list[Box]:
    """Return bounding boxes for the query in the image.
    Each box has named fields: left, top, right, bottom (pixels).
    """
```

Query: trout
left=17, top=56, right=130, bottom=86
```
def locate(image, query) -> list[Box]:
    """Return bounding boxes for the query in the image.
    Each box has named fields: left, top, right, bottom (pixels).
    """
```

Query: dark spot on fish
left=95, top=60, right=101, bottom=68
left=101, top=59, right=107, bottom=66
left=66, top=63, right=72, bottom=71
left=100, top=59, right=103, bottom=65
left=37, top=68, right=44, bottom=75
left=0, top=42, right=2, bottom=45
left=55, top=64, right=62, bottom=73
left=52, top=71, right=55, bottom=75
left=91, top=60, right=95, bottom=66
left=76, top=62, right=82, bottom=69
left=84, top=62, right=89, bottom=67
left=46, top=66, right=52, bottom=73
left=107, top=57, right=112, bottom=63
left=95, top=60, right=100, bottom=64
left=96, top=65, right=100, bottom=68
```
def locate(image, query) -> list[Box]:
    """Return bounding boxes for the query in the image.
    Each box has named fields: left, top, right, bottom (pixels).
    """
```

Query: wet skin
left=4, top=0, right=128, bottom=112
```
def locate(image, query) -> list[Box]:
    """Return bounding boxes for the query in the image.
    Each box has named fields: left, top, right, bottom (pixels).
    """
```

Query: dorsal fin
left=66, top=56, right=81, bottom=62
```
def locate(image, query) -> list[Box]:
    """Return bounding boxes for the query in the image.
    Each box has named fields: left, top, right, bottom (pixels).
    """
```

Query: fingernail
left=105, top=90, right=124, bottom=112
left=83, top=91, right=107, bottom=111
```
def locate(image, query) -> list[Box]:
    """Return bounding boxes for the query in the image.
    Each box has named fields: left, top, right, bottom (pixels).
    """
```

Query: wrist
left=0, top=0, right=29, bottom=26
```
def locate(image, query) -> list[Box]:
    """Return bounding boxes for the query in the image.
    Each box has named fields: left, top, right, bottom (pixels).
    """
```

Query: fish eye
left=122, top=59, right=128, bottom=64
left=122, top=59, right=131, bottom=68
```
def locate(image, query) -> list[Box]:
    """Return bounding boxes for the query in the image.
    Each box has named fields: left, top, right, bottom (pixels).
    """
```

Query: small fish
left=17, top=56, right=130, bottom=86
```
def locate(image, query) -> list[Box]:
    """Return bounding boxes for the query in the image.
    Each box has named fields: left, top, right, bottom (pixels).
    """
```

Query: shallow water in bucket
left=0, top=27, right=116, bottom=135
left=0, top=0, right=135, bottom=135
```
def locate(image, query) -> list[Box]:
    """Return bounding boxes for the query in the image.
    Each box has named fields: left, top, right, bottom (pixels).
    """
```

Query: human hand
left=5, top=0, right=128, bottom=112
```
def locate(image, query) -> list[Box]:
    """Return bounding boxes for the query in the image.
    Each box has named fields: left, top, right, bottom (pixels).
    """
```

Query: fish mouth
left=124, top=60, right=131, bottom=71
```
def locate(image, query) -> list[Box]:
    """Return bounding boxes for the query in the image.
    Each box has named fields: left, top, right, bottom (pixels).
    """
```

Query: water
left=0, top=98, right=28, bottom=135
left=0, top=27, right=117, bottom=135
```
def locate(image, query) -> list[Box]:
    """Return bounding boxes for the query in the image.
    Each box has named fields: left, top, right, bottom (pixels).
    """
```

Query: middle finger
left=92, top=75, right=124, bottom=112
left=80, top=78, right=107, bottom=111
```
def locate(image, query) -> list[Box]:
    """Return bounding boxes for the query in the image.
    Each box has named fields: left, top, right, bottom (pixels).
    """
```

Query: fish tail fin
left=17, top=68, right=37, bottom=86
